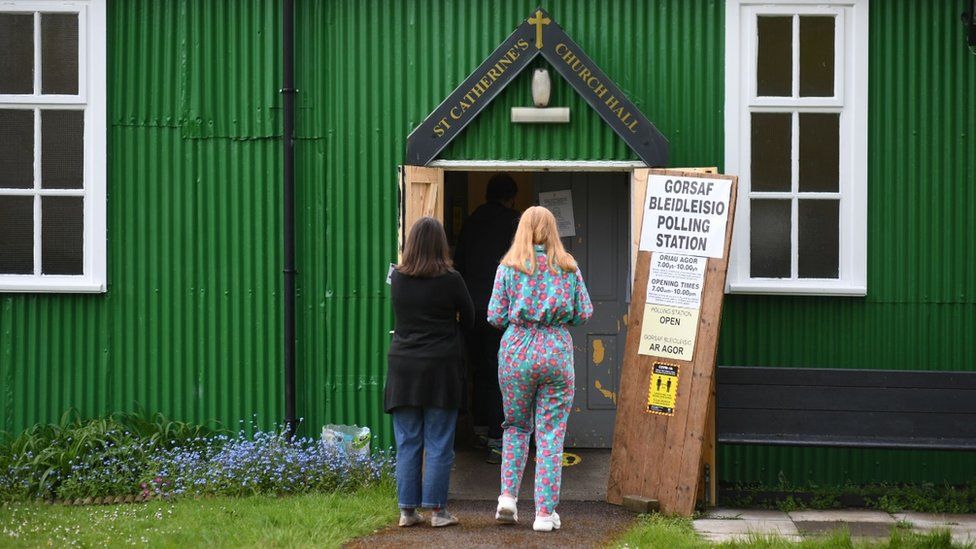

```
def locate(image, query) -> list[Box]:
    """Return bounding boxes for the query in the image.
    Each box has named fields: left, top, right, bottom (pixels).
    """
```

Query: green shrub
left=0, top=409, right=218, bottom=500
left=0, top=411, right=393, bottom=502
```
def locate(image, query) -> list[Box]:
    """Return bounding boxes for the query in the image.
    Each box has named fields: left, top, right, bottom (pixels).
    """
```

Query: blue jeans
left=392, top=406, right=458, bottom=509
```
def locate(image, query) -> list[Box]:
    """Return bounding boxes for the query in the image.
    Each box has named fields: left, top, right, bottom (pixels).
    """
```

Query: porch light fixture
left=512, top=67, right=570, bottom=123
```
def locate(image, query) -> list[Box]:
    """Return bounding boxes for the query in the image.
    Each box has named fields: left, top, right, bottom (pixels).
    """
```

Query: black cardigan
left=384, top=269, right=475, bottom=412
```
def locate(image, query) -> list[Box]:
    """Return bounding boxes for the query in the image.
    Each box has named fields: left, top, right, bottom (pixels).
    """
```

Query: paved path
left=345, top=499, right=633, bottom=549
left=348, top=448, right=630, bottom=547
left=696, top=508, right=976, bottom=544
left=449, top=447, right=611, bottom=501
left=350, top=445, right=976, bottom=546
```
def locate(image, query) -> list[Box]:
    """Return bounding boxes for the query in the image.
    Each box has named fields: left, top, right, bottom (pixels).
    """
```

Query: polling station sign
left=639, top=175, right=732, bottom=259
left=646, top=253, right=706, bottom=309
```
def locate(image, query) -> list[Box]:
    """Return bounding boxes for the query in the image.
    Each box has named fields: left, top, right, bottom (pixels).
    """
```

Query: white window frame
left=0, top=0, right=106, bottom=293
left=725, top=0, right=867, bottom=296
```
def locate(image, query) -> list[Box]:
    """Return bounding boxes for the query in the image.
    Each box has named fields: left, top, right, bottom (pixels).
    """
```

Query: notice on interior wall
left=539, top=190, right=576, bottom=237
left=639, top=175, right=732, bottom=258
left=637, top=303, right=699, bottom=361
left=646, top=253, right=706, bottom=309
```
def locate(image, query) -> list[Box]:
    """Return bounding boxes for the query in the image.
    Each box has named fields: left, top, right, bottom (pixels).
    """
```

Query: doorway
left=443, top=170, right=630, bottom=448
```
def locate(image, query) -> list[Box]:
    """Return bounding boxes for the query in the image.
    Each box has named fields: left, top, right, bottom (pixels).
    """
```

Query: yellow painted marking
left=595, top=379, right=617, bottom=404
left=563, top=452, right=582, bottom=467
left=592, top=339, right=605, bottom=365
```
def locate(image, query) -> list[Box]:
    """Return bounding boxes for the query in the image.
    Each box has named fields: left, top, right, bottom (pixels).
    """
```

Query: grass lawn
left=3, top=489, right=971, bottom=548
left=0, top=484, right=397, bottom=548
left=614, top=514, right=969, bottom=548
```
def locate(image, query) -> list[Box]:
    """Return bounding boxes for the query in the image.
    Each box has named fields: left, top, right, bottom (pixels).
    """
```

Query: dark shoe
left=486, top=446, right=502, bottom=464
left=471, top=426, right=490, bottom=449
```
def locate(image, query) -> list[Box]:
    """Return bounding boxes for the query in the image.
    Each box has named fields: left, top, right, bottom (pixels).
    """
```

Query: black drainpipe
left=282, top=0, right=298, bottom=438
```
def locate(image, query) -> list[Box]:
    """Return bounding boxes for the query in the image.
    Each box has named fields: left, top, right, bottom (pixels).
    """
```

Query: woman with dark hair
left=385, top=216, right=475, bottom=528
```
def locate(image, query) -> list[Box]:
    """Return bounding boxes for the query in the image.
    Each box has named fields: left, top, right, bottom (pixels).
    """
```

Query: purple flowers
left=0, top=419, right=393, bottom=501
left=147, top=429, right=394, bottom=498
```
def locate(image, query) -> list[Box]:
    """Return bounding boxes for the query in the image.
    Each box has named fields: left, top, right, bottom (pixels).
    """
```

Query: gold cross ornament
left=527, top=9, right=551, bottom=49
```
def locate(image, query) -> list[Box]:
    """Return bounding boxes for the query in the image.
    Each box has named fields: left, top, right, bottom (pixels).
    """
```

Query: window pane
left=800, top=16, right=834, bottom=97
left=799, top=113, right=839, bottom=192
left=41, top=110, right=84, bottom=189
left=757, top=16, right=792, bottom=97
left=750, top=199, right=791, bottom=278
left=798, top=199, right=839, bottom=278
left=751, top=113, right=791, bottom=192
left=0, top=14, right=34, bottom=94
left=42, top=196, right=83, bottom=275
left=0, top=196, right=34, bottom=274
left=41, top=13, right=79, bottom=95
left=0, top=109, right=34, bottom=189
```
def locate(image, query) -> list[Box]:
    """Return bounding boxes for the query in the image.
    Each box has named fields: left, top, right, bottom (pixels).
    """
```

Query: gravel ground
left=345, top=499, right=634, bottom=549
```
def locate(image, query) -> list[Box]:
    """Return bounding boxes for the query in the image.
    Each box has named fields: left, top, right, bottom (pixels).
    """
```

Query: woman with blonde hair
left=486, top=206, right=593, bottom=532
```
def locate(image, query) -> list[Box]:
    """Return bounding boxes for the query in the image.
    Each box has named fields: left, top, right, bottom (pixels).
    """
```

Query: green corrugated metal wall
left=0, top=0, right=285, bottom=434
left=718, top=0, right=976, bottom=485
left=300, top=0, right=727, bottom=456
left=0, top=0, right=973, bottom=486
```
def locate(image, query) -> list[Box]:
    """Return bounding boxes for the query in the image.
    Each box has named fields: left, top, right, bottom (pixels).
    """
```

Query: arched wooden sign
left=405, top=7, right=670, bottom=167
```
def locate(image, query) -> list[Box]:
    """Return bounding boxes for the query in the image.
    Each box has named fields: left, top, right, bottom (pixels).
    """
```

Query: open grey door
left=536, top=172, right=630, bottom=448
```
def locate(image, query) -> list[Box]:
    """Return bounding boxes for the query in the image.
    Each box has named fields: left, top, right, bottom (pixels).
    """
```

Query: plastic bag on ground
left=321, top=424, right=371, bottom=457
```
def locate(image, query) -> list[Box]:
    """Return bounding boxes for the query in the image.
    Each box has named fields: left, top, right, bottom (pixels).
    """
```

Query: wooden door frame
left=406, top=160, right=648, bottom=266
left=398, top=160, right=718, bottom=506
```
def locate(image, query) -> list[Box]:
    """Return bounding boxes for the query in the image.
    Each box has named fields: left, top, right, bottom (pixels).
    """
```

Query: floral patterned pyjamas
left=487, top=246, right=593, bottom=516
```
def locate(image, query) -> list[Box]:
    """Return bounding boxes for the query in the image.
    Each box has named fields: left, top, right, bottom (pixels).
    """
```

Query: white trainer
left=533, top=512, right=561, bottom=532
left=398, top=509, right=424, bottom=527
left=495, top=495, right=518, bottom=524
left=430, top=510, right=459, bottom=528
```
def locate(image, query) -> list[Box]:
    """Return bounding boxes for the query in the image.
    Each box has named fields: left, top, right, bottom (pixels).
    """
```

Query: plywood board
left=399, top=165, right=445, bottom=254
left=608, top=169, right=737, bottom=516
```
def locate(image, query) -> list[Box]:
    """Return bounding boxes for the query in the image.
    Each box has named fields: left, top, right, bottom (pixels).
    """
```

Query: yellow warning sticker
left=646, top=362, right=679, bottom=416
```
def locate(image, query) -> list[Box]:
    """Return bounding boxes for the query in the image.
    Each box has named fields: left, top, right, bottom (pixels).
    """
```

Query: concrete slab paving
left=952, top=531, right=976, bottom=544
left=694, top=518, right=799, bottom=536
left=892, top=512, right=976, bottom=544
left=697, top=509, right=976, bottom=545
left=704, top=508, right=793, bottom=521
left=700, top=533, right=804, bottom=543
left=793, top=520, right=895, bottom=539
left=893, top=511, right=976, bottom=529
left=788, top=509, right=896, bottom=523
left=449, top=447, right=610, bottom=502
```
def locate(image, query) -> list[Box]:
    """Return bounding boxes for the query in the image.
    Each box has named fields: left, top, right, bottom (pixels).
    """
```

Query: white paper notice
left=539, top=190, right=576, bottom=237
left=637, top=303, right=700, bottom=361
left=639, top=175, right=732, bottom=258
left=646, top=253, right=706, bottom=309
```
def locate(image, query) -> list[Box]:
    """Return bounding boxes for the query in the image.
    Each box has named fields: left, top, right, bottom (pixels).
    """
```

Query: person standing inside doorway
left=385, top=217, right=475, bottom=528
left=453, top=174, right=520, bottom=463
left=487, top=206, right=593, bottom=532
